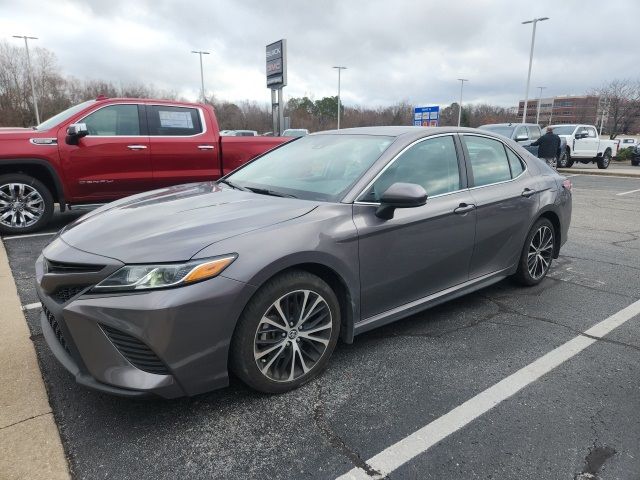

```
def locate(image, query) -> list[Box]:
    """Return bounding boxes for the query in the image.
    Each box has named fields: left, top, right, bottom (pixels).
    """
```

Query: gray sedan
left=36, top=126, right=572, bottom=398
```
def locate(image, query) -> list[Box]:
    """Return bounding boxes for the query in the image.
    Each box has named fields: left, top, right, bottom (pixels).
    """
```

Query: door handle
left=454, top=203, right=476, bottom=214
left=521, top=188, right=537, bottom=198
left=127, top=145, right=147, bottom=150
left=198, top=145, right=215, bottom=150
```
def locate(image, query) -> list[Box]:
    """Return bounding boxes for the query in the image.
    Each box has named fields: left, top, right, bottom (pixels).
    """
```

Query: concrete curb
left=0, top=241, right=70, bottom=480
left=558, top=168, right=640, bottom=178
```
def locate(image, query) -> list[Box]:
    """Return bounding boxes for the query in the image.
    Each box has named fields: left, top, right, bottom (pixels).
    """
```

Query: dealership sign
left=266, top=39, right=287, bottom=89
left=413, top=106, right=440, bottom=126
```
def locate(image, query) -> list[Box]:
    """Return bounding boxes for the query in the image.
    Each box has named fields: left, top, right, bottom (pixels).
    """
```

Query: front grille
left=53, top=286, right=86, bottom=304
left=46, top=259, right=105, bottom=274
left=43, top=305, right=70, bottom=353
left=100, top=325, right=170, bottom=375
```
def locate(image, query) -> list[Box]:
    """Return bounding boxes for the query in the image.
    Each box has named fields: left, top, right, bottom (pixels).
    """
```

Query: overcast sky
left=2, top=0, right=639, bottom=109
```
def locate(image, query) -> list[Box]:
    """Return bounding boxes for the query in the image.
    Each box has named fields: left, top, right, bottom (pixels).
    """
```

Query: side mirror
left=375, top=182, right=428, bottom=220
left=65, top=123, right=88, bottom=145
left=515, top=134, right=529, bottom=142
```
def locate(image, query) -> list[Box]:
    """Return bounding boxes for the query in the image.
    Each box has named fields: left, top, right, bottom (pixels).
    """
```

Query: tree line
left=1, top=40, right=638, bottom=137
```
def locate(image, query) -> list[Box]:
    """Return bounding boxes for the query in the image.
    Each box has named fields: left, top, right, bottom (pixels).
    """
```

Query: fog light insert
left=100, top=324, right=170, bottom=375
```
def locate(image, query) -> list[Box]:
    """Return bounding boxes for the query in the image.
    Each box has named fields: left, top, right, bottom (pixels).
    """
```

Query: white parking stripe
left=337, top=299, right=640, bottom=480
left=617, top=187, right=640, bottom=196
left=22, top=302, right=42, bottom=311
left=1, top=232, right=56, bottom=240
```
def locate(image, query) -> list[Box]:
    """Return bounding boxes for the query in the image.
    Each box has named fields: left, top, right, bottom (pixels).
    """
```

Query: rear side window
left=527, top=126, right=541, bottom=140
left=506, top=148, right=525, bottom=177
left=147, top=106, right=202, bottom=136
left=83, top=104, right=140, bottom=136
left=463, top=136, right=512, bottom=187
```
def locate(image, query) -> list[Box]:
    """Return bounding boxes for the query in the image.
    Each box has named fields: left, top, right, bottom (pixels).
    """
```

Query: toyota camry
left=36, top=126, right=572, bottom=398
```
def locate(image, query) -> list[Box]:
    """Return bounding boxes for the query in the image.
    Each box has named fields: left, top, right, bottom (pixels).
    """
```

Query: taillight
left=562, top=179, right=572, bottom=192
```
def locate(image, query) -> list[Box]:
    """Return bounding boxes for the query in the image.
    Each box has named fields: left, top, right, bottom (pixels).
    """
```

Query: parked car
left=283, top=128, right=310, bottom=138
left=632, top=144, right=640, bottom=166
left=548, top=124, right=618, bottom=169
left=616, top=138, right=638, bottom=151
left=36, top=126, right=572, bottom=398
left=478, top=123, right=567, bottom=165
left=0, top=97, right=289, bottom=235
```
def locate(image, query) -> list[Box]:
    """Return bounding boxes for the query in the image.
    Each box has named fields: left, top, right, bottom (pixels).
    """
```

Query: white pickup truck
left=552, top=124, right=618, bottom=169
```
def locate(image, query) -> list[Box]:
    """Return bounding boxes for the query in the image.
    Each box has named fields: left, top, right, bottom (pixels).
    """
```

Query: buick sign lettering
left=266, top=39, right=287, bottom=89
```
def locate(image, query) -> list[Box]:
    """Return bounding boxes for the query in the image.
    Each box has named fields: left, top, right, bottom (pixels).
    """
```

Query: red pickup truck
left=0, top=97, right=288, bottom=234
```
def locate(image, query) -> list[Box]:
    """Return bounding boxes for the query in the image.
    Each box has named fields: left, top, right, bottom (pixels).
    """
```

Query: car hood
left=60, top=182, right=318, bottom=263
left=0, top=128, right=37, bottom=139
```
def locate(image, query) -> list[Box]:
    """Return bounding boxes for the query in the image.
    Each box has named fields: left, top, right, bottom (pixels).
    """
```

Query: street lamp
left=521, top=17, right=549, bottom=123
left=536, top=86, right=546, bottom=125
left=191, top=50, right=210, bottom=102
left=333, top=66, right=347, bottom=129
left=13, top=35, right=40, bottom=125
left=457, top=78, right=468, bottom=127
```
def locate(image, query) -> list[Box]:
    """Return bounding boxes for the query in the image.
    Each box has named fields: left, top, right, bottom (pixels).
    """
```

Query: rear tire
left=557, top=150, right=572, bottom=168
left=230, top=270, right=340, bottom=394
left=631, top=158, right=639, bottom=167
left=597, top=150, right=611, bottom=169
left=513, top=218, right=555, bottom=286
left=0, top=174, right=54, bottom=235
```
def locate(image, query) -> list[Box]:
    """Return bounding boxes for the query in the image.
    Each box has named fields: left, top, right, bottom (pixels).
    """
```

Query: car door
left=584, top=126, right=599, bottom=156
left=524, top=125, right=542, bottom=156
left=573, top=126, right=595, bottom=157
left=461, top=134, right=540, bottom=279
left=353, top=134, right=477, bottom=319
left=61, top=103, right=152, bottom=200
left=147, top=105, right=220, bottom=188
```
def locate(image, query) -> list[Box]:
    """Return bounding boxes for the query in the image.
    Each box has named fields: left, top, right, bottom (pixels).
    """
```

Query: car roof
left=480, top=123, right=539, bottom=127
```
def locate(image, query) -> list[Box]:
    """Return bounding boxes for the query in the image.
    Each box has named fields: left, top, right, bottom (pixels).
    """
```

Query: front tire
left=230, top=270, right=340, bottom=394
left=0, top=174, right=54, bottom=235
left=514, top=218, right=555, bottom=286
left=597, top=150, right=611, bottom=169
left=557, top=150, right=572, bottom=168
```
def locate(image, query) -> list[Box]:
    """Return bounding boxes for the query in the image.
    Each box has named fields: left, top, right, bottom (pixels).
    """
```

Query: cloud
left=1, top=0, right=638, bottom=108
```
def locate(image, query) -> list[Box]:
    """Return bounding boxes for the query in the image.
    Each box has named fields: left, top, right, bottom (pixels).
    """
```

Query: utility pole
left=191, top=50, right=210, bottom=102
left=521, top=17, right=549, bottom=123
left=536, top=86, right=546, bottom=125
left=333, top=66, right=347, bottom=129
left=13, top=35, right=40, bottom=125
left=457, top=78, right=468, bottom=127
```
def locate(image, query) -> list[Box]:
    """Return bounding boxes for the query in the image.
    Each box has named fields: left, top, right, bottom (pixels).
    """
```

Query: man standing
left=531, top=127, right=562, bottom=168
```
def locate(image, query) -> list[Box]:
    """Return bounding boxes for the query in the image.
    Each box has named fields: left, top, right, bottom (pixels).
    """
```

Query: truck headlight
left=92, top=255, right=237, bottom=292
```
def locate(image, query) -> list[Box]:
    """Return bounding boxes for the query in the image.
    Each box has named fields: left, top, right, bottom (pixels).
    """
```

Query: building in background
left=517, top=95, right=601, bottom=126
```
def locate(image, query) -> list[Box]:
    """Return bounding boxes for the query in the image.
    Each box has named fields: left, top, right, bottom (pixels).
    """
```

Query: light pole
left=333, top=66, right=347, bottom=129
left=13, top=35, right=40, bottom=125
left=521, top=17, right=549, bottom=123
left=457, top=78, right=468, bottom=127
left=536, top=86, right=546, bottom=125
left=191, top=50, right=210, bottom=102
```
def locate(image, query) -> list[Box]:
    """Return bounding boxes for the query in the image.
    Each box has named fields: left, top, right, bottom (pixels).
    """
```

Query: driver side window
left=361, top=135, right=460, bottom=202
left=82, top=105, right=140, bottom=136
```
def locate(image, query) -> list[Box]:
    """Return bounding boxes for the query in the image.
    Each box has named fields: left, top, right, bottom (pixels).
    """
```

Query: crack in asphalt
left=561, top=254, right=640, bottom=273
left=574, top=406, right=616, bottom=480
left=0, top=411, right=53, bottom=431
left=312, top=383, right=384, bottom=478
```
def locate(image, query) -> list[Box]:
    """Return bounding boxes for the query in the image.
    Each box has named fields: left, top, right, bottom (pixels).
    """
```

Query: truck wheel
left=632, top=159, right=639, bottom=167
left=0, top=174, right=54, bottom=235
left=557, top=151, right=572, bottom=168
left=597, top=150, right=611, bottom=169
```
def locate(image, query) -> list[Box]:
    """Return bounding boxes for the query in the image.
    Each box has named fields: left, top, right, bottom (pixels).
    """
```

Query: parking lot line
left=22, top=302, right=41, bottom=311
left=616, top=187, right=640, bottom=196
left=337, top=298, right=640, bottom=480
left=2, top=232, right=56, bottom=241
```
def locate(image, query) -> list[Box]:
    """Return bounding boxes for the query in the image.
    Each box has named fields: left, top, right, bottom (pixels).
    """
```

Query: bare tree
left=592, top=79, right=640, bottom=139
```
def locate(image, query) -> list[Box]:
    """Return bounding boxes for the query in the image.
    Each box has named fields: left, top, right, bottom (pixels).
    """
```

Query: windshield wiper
left=245, top=187, right=297, bottom=198
left=217, top=179, right=250, bottom=191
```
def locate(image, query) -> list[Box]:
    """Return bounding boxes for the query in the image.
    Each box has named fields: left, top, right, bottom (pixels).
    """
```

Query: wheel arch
left=0, top=159, right=66, bottom=210
left=537, top=210, right=562, bottom=258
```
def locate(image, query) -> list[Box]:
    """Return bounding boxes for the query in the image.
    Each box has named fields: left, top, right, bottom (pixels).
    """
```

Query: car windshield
left=35, top=100, right=96, bottom=131
left=478, top=125, right=515, bottom=138
left=227, top=134, right=394, bottom=202
left=549, top=125, right=577, bottom=135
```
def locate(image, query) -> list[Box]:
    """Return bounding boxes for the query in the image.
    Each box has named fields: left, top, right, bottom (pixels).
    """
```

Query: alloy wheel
left=0, top=183, right=45, bottom=229
left=527, top=225, right=554, bottom=280
left=254, top=289, right=332, bottom=382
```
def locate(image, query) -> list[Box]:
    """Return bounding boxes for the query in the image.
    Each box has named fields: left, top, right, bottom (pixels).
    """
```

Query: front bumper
left=36, top=239, right=255, bottom=398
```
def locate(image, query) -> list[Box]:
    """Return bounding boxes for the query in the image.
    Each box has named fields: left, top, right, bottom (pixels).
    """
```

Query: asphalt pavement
left=2, top=174, right=640, bottom=480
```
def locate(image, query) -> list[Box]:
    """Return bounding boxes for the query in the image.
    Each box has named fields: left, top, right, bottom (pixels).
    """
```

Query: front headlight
left=92, top=254, right=237, bottom=292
